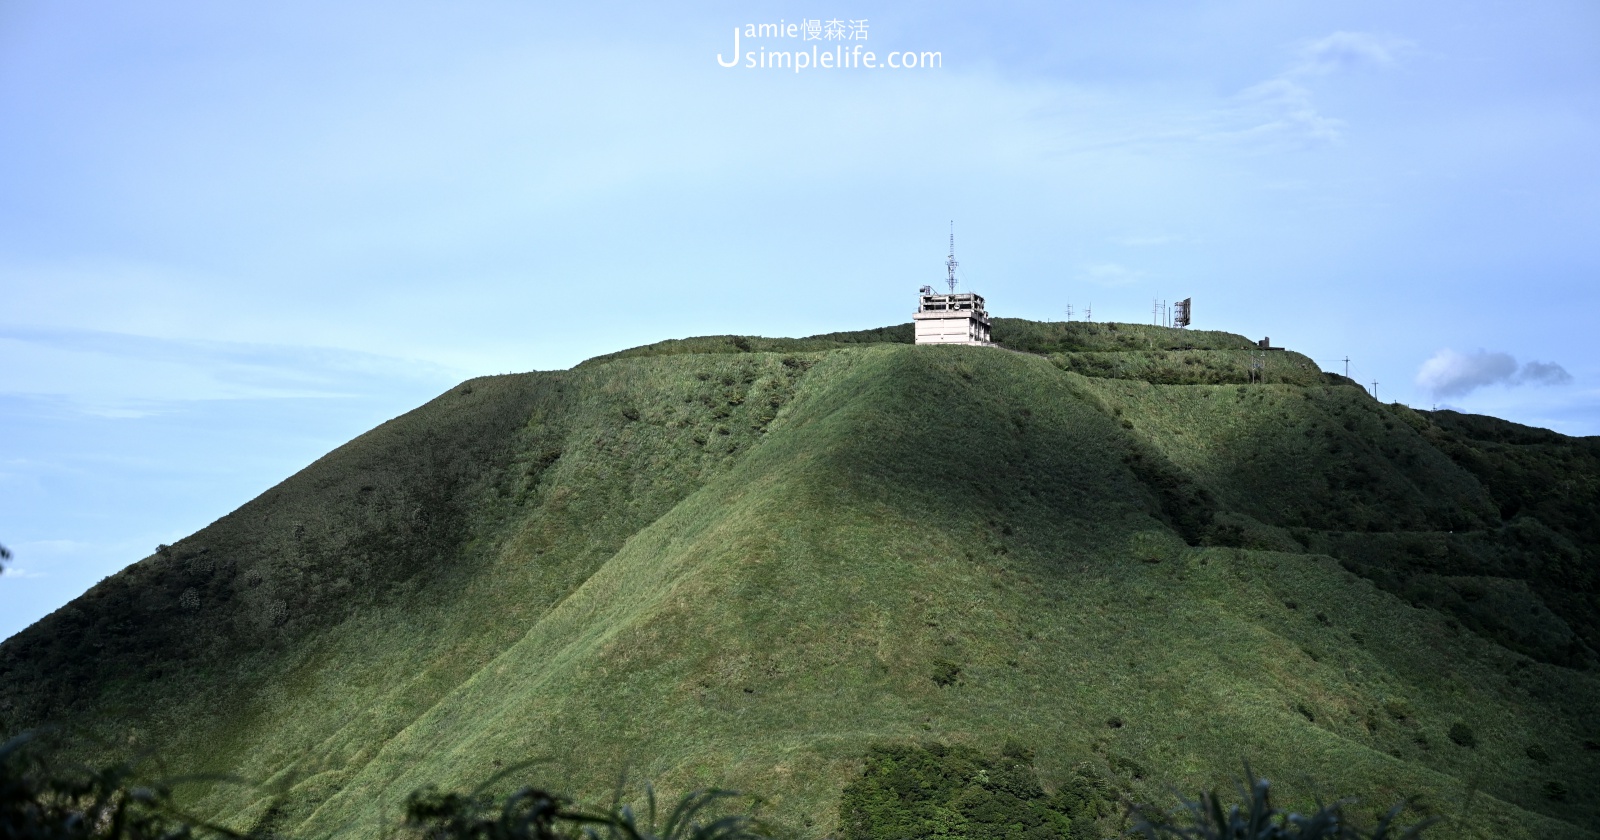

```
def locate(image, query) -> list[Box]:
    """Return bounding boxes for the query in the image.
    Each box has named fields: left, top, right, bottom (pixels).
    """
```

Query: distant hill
left=1, top=320, right=1595, bottom=839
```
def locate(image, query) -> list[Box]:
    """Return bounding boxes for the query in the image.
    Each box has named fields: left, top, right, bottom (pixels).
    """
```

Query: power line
left=1150, top=298, right=1171, bottom=327
left=1311, top=357, right=1353, bottom=380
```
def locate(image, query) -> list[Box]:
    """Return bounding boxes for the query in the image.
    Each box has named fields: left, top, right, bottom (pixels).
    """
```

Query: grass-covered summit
left=1, top=320, right=1595, bottom=838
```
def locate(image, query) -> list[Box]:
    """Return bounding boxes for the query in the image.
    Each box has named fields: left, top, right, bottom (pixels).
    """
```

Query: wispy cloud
left=1207, top=78, right=1346, bottom=146
left=1416, top=348, right=1573, bottom=398
left=23, top=539, right=95, bottom=554
left=1292, top=31, right=1414, bottom=76
left=1077, top=263, right=1144, bottom=286
left=0, top=327, right=461, bottom=417
left=1113, top=234, right=1193, bottom=247
left=1206, top=31, right=1413, bottom=149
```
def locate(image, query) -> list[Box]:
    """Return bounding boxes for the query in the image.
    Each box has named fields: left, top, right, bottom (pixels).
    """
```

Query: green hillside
left=1, top=321, right=1596, bottom=838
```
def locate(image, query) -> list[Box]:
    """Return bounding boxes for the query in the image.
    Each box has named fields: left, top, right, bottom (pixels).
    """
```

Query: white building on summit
left=913, top=224, right=993, bottom=346
left=914, top=289, right=992, bottom=345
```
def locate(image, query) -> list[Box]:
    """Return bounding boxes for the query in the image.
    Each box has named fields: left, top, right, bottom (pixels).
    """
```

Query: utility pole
left=1343, top=357, right=1350, bottom=379
left=1371, top=381, right=1379, bottom=400
left=1066, top=304, right=1074, bottom=321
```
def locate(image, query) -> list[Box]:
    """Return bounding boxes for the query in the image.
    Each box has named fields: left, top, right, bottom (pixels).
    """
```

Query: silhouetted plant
left=404, top=779, right=770, bottom=840
left=4, top=732, right=771, bottom=840
left=586, top=786, right=770, bottom=840
left=8, top=732, right=1463, bottom=840
left=1130, top=766, right=1434, bottom=840
left=404, top=783, right=590, bottom=840
left=0, top=731, right=242, bottom=840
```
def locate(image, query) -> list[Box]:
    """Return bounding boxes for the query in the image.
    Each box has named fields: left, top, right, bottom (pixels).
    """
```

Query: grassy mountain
left=1, top=320, right=1595, bottom=838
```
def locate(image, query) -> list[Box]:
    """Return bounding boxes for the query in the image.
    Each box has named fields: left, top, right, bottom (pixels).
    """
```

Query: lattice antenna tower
left=945, top=221, right=959, bottom=294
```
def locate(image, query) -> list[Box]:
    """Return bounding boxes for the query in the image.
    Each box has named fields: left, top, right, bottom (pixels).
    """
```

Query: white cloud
left=1416, top=348, right=1574, bottom=398
left=1417, top=349, right=1517, bottom=397
left=1293, top=32, right=1414, bottom=76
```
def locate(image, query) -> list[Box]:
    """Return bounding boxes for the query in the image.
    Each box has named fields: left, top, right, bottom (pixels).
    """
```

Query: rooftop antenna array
left=945, top=221, right=959, bottom=294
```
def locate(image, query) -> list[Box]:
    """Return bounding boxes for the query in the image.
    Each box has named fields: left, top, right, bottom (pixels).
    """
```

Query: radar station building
left=913, top=224, right=993, bottom=346
left=914, top=288, right=992, bottom=345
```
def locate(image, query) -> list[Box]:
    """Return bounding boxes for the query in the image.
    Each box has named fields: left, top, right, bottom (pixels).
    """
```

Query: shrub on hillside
left=1447, top=724, right=1476, bottom=749
left=838, top=742, right=1113, bottom=840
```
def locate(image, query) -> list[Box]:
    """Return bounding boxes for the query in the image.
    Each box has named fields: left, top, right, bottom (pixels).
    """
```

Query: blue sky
left=2, top=0, right=1597, bottom=640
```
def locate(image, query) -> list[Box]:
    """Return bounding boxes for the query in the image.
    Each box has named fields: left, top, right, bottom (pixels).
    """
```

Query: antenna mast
left=945, top=221, right=958, bottom=294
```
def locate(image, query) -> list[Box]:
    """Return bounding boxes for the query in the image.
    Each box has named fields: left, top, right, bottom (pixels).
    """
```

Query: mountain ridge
left=1, top=321, right=1595, bottom=838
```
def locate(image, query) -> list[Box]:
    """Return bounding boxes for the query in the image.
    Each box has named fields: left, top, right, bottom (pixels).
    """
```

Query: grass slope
left=1, top=323, right=1595, bottom=839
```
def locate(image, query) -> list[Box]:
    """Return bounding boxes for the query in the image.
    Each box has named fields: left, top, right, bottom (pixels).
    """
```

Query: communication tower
left=945, top=221, right=959, bottom=293
left=914, top=223, right=992, bottom=345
